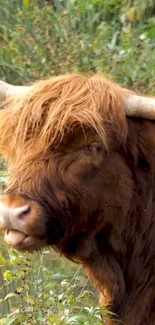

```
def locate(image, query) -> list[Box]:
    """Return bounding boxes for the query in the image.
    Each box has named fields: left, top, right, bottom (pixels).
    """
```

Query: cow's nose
left=0, top=203, right=30, bottom=230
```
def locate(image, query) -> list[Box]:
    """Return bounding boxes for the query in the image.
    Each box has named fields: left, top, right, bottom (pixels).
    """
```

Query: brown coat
left=0, top=74, right=155, bottom=324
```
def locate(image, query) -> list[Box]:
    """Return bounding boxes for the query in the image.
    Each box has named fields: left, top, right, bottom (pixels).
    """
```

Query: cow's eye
left=84, top=142, right=103, bottom=154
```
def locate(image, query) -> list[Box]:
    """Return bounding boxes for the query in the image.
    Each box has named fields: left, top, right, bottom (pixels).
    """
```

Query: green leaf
left=5, top=316, right=19, bottom=325
left=3, top=270, right=12, bottom=281
left=0, top=254, right=7, bottom=265
left=66, top=315, right=88, bottom=324
left=4, top=292, right=16, bottom=300
left=22, top=0, right=30, bottom=8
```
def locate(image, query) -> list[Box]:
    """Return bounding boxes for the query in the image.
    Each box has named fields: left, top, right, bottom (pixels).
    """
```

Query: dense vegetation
left=1, top=0, right=155, bottom=92
left=0, top=0, right=155, bottom=324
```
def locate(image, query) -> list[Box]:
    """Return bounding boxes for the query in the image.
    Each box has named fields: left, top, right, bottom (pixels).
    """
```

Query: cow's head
left=0, top=75, right=155, bottom=254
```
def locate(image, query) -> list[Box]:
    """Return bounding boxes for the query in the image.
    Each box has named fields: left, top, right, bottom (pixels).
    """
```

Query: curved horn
left=1, top=79, right=155, bottom=120
left=125, top=94, right=155, bottom=120
left=0, top=80, right=32, bottom=101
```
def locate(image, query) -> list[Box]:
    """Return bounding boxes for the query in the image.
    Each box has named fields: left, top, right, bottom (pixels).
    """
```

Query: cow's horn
left=0, top=80, right=32, bottom=101
left=125, top=95, right=155, bottom=120
left=1, top=80, right=155, bottom=120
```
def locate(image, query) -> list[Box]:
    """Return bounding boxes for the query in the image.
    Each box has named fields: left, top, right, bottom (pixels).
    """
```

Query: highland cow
left=0, top=74, right=155, bottom=325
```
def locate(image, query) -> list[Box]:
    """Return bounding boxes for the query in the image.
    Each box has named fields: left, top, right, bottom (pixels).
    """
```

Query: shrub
left=0, top=0, right=155, bottom=92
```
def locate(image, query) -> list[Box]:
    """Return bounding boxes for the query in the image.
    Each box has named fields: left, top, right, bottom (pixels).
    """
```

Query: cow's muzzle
left=0, top=194, right=46, bottom=250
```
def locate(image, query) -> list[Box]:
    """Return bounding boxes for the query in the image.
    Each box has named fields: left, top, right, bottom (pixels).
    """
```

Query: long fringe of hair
left=0, top=74, right=130, bottom=163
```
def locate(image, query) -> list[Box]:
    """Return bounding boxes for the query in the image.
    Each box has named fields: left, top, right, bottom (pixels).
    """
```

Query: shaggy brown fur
left=0, top=74, right=155, bottom=325
left=0, top=74, right=130, bottom=160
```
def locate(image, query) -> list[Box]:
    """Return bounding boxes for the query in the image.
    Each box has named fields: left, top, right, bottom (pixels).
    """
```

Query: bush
left=0, top=0, right=155, bottom=92
left=0, top=247, right=112, bottom=324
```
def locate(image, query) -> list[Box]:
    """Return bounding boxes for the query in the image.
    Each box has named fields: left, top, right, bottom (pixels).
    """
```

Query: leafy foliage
left=0, top=248, right=109, bottom=324
left=0, top=0, right=155, bottom=92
